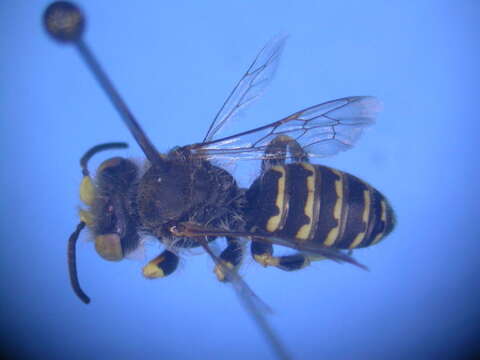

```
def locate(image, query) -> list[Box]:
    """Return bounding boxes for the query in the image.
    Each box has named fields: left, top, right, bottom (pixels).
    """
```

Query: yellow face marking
left=324, top=170, right=343, bottom=246
left=296, top=163, right=316, bottom=241
left=266, top=166, right=287, bottom=232
left=79, top=176, right=95, bottom=206
left=95, top=234, right=123, bottom=261
left=349, top=189, right=371, bottom=249
left=371, top=200, right=388, bottom=245
left=79, top=209, right=94, bottom=227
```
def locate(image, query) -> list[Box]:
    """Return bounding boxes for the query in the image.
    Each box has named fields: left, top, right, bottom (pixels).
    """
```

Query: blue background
left=1, top=1, right=479, bottom=359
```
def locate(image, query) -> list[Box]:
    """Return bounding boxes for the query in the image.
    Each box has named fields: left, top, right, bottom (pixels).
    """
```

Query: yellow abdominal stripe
left=266, top=166, right=286, bottom=232
left=296, top=163, right=316, bottom=241
left=371, top=200, right=388, bottom=245
left=324, top=170, right=343, bottom=246
left=349, top=189, right=371, bottom=249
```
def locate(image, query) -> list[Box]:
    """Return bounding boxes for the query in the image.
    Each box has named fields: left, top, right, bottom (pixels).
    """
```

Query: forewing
left=203, top=36, right=287, bottom=142
left=190, top=96, right=381, bottom=160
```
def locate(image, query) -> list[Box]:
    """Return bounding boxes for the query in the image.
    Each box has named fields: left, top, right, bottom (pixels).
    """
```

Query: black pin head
left=43, top=1, right=85, bottom=43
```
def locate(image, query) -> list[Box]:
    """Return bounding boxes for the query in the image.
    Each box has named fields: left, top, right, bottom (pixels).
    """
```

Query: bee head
left=81, top=150, right=141, bottom=263
left=70, top=142, right=137, bottom=303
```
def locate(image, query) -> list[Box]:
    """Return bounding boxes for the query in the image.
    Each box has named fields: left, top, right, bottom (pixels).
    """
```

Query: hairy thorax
left=136, top=153, right=245, bottom=239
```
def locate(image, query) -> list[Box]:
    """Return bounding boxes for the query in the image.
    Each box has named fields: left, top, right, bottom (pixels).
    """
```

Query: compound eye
left=97, top=157, right=138, bottom=186
left=98, top=157, right=125, bottom=172
left=95, top=234, right=123, bottom=261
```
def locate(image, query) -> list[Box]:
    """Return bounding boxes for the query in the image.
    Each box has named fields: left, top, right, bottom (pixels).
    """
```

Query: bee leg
left=142, top=250, right=179, bottom=279
left=262, top=135, right=310, bottom=170
left=214, top=237, right=243, bottom=282
left=251, top=239, right=278, bottom=267
left=274, top=253, right=311, bottom=271
left=251, top=240, right=312, bottom=271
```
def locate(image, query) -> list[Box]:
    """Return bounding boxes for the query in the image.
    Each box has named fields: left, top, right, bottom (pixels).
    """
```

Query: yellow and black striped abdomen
left=246, top=163, right=395, bottom=249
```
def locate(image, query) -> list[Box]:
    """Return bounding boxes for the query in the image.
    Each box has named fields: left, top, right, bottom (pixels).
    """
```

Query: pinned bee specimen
left=44, top=2, right=395, bottom=359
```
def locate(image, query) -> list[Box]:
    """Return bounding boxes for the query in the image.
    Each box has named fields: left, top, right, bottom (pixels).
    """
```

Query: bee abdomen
left=247, top=163, right=395, bottom=249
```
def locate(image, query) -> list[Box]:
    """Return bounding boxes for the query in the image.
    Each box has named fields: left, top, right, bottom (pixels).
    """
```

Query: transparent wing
left=202, top=36, right=287, bottom=143
left=192, top=235, right=292, bottom=360
left=189, top=96, right=381, bottom=160
left=169, top=222, right=366, bottom=360
left=171, top=222, right=368, bottom=270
